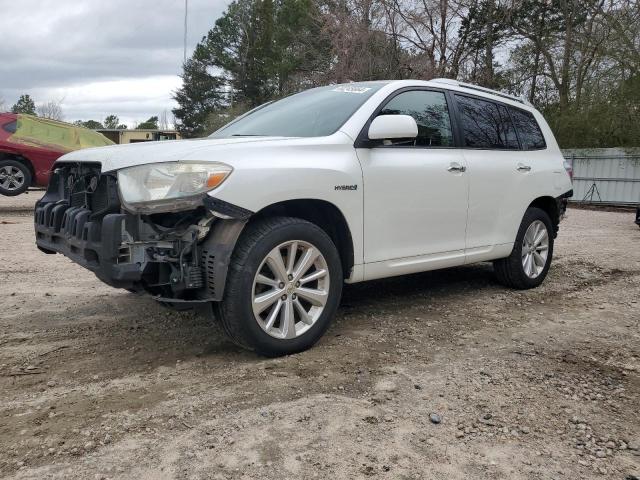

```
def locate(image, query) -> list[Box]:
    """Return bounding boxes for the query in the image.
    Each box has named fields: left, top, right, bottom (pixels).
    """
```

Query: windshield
left=210, top=83, right=385, bottom=138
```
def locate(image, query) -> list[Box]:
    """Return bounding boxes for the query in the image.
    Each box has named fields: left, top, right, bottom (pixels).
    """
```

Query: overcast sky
left=0, top=0, right=228, bottom=127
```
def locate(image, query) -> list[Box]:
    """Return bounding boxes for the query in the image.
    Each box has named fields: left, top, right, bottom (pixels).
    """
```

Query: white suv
left=35, top=79, right=573, bottom=356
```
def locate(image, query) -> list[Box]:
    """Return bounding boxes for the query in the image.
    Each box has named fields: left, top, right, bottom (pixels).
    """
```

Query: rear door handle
left=517, top=163, right=532, bottom=172
left=447, top=162, right=466, bottom=173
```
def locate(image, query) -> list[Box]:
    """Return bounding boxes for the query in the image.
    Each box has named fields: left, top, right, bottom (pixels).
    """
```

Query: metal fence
left=563, top=148, right=640, bottom=206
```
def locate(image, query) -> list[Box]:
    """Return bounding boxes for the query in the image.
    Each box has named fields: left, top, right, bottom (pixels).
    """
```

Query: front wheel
left=493, top=207, right=554, bottom=289
left=214, top=217, right=343, bottom=356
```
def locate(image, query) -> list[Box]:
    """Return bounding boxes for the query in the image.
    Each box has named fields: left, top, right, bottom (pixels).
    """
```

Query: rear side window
left=2, top=120, right=17, bottom=134
left=454, top=95, right=519, bottom=149
left=509, top=108, right=546, bottom=150
left=378, top=90, right=454, bottom=147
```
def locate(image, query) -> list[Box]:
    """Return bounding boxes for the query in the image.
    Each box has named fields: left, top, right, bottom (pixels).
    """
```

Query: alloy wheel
left=0, top=166, right=25, bottom=191
left=252, top=240, right=330, bottom=339
left=521, top=220, right=549, bottom=279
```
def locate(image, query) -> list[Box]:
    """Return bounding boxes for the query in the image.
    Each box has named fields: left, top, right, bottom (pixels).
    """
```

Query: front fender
left=208, top=142, right=365, bottom=266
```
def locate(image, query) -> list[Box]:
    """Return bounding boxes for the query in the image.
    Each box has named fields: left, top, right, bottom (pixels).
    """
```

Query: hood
left=56, top=136, right=295, bottom=172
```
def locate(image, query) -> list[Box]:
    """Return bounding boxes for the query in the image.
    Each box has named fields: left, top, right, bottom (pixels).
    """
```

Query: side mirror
left=368, top=115, right=418, bottom=140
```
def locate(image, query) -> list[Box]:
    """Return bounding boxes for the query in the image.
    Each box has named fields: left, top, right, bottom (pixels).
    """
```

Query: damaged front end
left=34, top=162, right=250, bottom=304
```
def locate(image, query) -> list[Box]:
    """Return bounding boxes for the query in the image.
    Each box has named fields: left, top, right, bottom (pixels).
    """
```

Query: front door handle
left=517, top=163, right=532, bottom=172
left=447, top=162, right=466, bottom=173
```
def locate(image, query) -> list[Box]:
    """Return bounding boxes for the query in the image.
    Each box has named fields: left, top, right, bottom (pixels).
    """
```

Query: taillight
left=563, top=159, right=573, bottom=181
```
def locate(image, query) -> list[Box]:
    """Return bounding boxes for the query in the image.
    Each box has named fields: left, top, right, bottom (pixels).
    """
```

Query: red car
left=0, top=113, right=114, bottom=196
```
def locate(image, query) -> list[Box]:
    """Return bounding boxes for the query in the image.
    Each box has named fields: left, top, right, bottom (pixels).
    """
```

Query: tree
left=84, top=120, right=104, bottom=129
left=381, top=0, right=473, bottom=79
left=506, top=0, right=609, bottom=108
left=37, top=100, right=64, bottom=120
left=104, top=114, right=119, bottom=129
left=237, top=0, right=276, bottom=105
left=103, top=114, right=126, bottom=129
left=457, top=0, right=511, bottom=88
left=173, top=56, right=227, bottom=137
left=11, top=94, right=37, bottom=115
left=136, top=116, right=159, bottom=129
left=172, top=0, right=244, bottom=139
left=320, top=0, right=405, bottom=83
left=191, top=0, right=276, bottom=106
left=174, top=0, right=332, bottom=137
left=73, top=120, right=104, bottom=129
left=173, top=0, right=639, bottom=147
left=205, top=103, right=251, bottom=135
left=273, top=0, right=331, bottom=91
left=544, top=74, right=640, bottom=148
left=601, top=0, right=640, bottom=78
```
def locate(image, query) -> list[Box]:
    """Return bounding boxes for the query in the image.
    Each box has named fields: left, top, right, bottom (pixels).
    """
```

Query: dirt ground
left=1, top=192, right=639, bottom=480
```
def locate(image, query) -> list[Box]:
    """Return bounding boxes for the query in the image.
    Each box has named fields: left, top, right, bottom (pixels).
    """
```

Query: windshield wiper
left=231, top=134, right=266, bottom=137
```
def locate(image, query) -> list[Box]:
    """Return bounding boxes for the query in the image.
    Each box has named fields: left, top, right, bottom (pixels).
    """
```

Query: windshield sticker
left=331, top=85, right=372, bottom=94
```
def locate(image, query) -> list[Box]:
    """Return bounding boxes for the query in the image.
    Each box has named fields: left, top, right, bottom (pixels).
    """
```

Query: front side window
left=377, top=90, right=453, bottom=147
left=455, top=95, right=519, bottom=149
left=509, top=107, right=546, bottom=150
left=211, top=83, right=384, bottom=139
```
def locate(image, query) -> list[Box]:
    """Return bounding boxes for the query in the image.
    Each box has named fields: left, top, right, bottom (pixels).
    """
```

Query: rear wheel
left=0, top=159, right=31, bottom=196
left=214, top=217, right=343, bottom=356
left=493, top=207, right=554, bottom=289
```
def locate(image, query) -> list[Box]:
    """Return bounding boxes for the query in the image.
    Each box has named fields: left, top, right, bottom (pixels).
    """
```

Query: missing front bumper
left=35, top=207, right=140, bottom=287
left=34, top=162, right=250, bottom=302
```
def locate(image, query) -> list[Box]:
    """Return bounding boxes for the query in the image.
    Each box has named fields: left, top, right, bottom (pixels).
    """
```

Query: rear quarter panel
left=500, top=110, right=572, bottom=245
left=0, top=142, right=64, bottom=187
left=0, top=115, right=66, bottom=187
left=21, top=147, right=64, bottom=186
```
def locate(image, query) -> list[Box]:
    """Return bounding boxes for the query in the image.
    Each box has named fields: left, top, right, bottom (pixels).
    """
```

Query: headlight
left=117, top=161, right=232, bottom=213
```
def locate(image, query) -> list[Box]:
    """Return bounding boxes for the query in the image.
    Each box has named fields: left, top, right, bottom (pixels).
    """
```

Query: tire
left=493, top=207, right=554, bottom=289
left=0, top=159, right=31, bottom=196
left=213, top=216, right=343, bottom=357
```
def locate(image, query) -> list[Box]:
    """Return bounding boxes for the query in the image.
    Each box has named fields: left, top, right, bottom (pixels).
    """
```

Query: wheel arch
left=251, top=199, right=355, bottom=279
left=528, top=196, right=560, bottom=237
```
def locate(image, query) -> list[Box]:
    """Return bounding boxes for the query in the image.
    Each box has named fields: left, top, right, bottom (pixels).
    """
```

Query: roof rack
left=430, top=78, right=531, bottom=106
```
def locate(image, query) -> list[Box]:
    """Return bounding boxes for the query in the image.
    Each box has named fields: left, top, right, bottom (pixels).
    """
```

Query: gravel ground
left=0, top=199, right=639, bottom=480
left=0, top=190, right=44, bottom=212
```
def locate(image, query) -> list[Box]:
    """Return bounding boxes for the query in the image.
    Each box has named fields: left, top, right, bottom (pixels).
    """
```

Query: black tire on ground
left=493, top=207, right=554, bottom=290
left=0, top=159, right=31, bottom=196
left=213, top=216, right=343, bottom=357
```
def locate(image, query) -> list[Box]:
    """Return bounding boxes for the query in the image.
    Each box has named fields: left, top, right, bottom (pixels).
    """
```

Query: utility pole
left=183, top=0, right=188, bottom=64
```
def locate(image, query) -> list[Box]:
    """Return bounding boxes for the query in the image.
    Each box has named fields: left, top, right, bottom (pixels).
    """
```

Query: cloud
left=27, top=76, right=184, bottom=127
left=0, top=0, right=229, bottom=125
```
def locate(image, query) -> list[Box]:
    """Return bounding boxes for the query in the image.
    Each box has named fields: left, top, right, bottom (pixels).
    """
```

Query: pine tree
left=236, top=0, right=275, bottom=106
left=172, top=55, right=226, bottom=138
left=172, top=0, right=330, bottom=136
left=11, top=94, right=37, bottom=115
